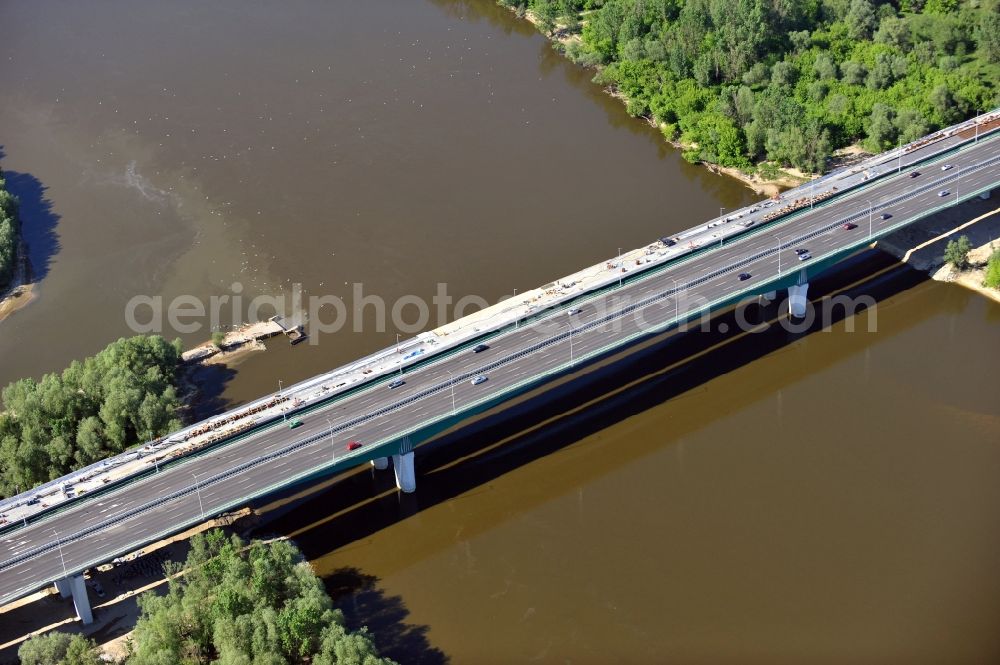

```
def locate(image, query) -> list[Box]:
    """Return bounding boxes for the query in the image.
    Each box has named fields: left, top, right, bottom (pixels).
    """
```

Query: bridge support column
left=392, top=452, right=416, bottom=493
left=788, top=283, right=809, bottom=318
left=54, top=577, right=71, bottom=598
left=760, top=290, right=777, bottom=303
left=370, top=457, right=389, bottom=470
left=980, top=190, right=991, bottom=200
left=69, top=575, right=93, bottom=625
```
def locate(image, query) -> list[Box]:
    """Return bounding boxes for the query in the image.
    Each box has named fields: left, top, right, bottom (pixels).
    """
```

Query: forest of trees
left=18, top=531, right=395, bottom=665
left=0, top=335, right=184, bottom=498
left=0, top=167, right=20, bottom=289
left=503, top=0, right=999, bottom=175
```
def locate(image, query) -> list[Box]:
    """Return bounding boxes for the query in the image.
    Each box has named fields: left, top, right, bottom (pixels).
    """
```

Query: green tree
left=845, top=0, right=877, bottom=40
left=983, top=247, right=1000, bottom=289
left=943, top=235, right=973, bottom=270
left=19, top=632, right=101, bottom=665
left=976, top=9, right=1000, bottom=63
left=0, top=169, right=20, bottom=289
left=532, top=0, right=559, bottom=35
left=0, top=335, right=184, bottom=497
left=127, top=531, right=396, bottom=665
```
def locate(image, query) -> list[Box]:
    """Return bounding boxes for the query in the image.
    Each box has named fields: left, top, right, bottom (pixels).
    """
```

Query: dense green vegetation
left=504, top=0, right=999, bottom=174
left=943, top=233, right=973, bottom=267
left=983, top=245, right=1000, bottom=287
left=17, top=532, right=394, bottom=664
left=0, top=167, right=20, bottom=289
left=127, top=530, right=394, bottom=665
left=0, top=335, right=184, bottom=497
left=18, top=632, right=102, bottom=665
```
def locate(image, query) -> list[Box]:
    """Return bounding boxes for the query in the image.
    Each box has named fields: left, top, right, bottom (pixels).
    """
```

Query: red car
left=842, top=222, right=857, bottom=230
left=347, top=441, right=363, bottom=451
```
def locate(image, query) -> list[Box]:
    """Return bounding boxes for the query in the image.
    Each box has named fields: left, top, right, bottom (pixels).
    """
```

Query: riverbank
left=932, top=236, right=1000, bottom=304
left=0, top=239, right=34, bottom=324
left=877, top=194, right=1000, bottom=303
left=508, top=7, right=833, bottom=197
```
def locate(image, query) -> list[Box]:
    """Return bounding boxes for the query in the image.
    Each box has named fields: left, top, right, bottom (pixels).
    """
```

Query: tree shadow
left=326, top=567, right=449, bottom=665
left=272, top=250, right=937, bottom=556
left=182, top=363, right=239, bottom=421
left=0, top=149, right=62, bottom=282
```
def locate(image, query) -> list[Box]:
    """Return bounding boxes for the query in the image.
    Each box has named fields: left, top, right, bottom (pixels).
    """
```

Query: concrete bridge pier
left=70, top=575, right=93, bottom=625
left=981, top=190, right=991, bottom=199
left=392, top=453, right=416, bottom=493
left=788, top=283, right=810, bottom=318
left=760, top=290, right=777, bottom=303
left=53, top=577, right=71, bottom=598
left=392, top=436, right=416, bottom=493
left=54, top=575, right=93, bottom=624
left=370, top=457, right=389, bottom=470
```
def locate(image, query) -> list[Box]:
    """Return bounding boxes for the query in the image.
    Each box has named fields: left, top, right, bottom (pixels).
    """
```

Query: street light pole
left=569, top=324, right=575, bottom=366
left=775, top=236, right=783, bottom=277
left=618, top=248, right=623, bottom=287
left=446, top=371, right=456, bottom=414
left=514, top=288, right=518, bottom=329
left=326, top=418, right=335, bottom=464
left=192, top=472, right=205, bottom=522
left=396, top=334, right=403, bottom=377
left=278, top=380, right=286, bottom=423
left=149, top=437, right=159, bottom=474
left=867, top=200, right=873, bottom=240
left=52, top=529, right=68, bottom=579
left=897, top=137, right=902, bottom=173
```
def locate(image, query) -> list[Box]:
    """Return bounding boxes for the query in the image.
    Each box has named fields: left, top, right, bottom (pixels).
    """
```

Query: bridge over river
left=1, top=112, right=998, bottom=623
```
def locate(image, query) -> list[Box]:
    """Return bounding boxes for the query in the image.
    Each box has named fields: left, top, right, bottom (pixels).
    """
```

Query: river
left=1, top=0, right=998, bottom=662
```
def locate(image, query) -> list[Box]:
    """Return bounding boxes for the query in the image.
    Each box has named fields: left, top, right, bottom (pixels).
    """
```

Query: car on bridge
left=795, top=248, right=809, bottom=255
left=880, top=213, right=892, bottom=220
left=471, top=375, right=488, bottom=386
left=941, top=164, right=953, bottom=171
left=842, top=222, right=858, bottom=230
left=568, top=307, right=582, bottom=315
left=388, top=379, right=405, bottom=389
left=472, top=344, right=490, bottom=353
left=939, top=190, right=950, bottom=197
left=347, top=441, right=363, bottom=451
left=288, top=418, right=303, bottom=430
left=738, top=272, right=752, bottom=281
left=909, top=171, right=921, bottom=178
left=797, top=252, right=812, bottom=261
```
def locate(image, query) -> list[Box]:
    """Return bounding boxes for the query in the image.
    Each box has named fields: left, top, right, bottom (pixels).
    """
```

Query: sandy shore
left=0, top=282, right=37, bottom=324
left=0, top=239, right=35, bottom=324
left=932, top=238, right=1000, bottom=304
left=877, top=195, right=1000, bottom=303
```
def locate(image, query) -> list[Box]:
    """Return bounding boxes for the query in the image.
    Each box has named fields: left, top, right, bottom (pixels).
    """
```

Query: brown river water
left=1, top=1, right=999, bottom=662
